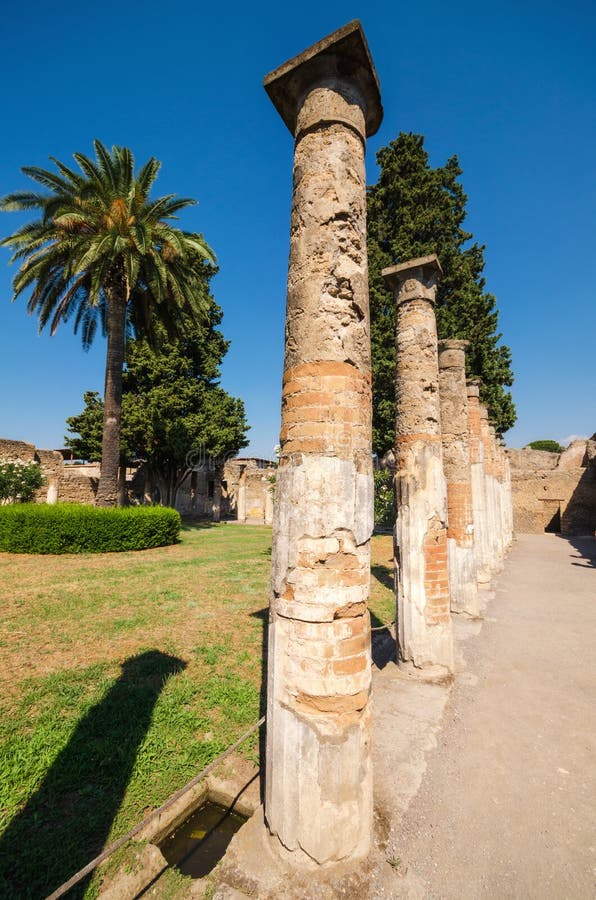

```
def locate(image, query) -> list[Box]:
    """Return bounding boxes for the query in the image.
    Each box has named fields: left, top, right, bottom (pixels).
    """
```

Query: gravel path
left=391, top=534, right=596, bottom=899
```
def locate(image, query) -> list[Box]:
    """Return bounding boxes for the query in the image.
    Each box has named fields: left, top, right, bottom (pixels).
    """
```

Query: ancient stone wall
left=59, top=467, right=98, bottom=505
left=507, top=438, right=596, bottom=535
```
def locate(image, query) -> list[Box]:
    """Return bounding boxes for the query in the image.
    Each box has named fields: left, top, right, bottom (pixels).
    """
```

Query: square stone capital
left=466, top=377, right=481, bottom=398
left=438, top=339, right=469, bottom=370
left=382, top=254, right=443, bottom=304
left=264, top=20, right=383, bottom=138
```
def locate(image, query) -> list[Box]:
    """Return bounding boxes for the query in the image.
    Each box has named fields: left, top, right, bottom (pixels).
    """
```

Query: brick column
left=264, top=22, right=382, bottom=865
left=383, top=255, right=454, bottom=673
left=438, top=340, right=480, bottom=617
left=466, top=380, right=491, bottom=585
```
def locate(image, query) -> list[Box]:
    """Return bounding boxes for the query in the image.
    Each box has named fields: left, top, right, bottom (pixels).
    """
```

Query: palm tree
left=0, top=141, right=215, bottom=506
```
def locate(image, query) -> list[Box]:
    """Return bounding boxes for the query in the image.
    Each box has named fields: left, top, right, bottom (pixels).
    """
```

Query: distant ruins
left=0, top=439, right=275, bottom=523
left=508, top=438, right=596, bottom=535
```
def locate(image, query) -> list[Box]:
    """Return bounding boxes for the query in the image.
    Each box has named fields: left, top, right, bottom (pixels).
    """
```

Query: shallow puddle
left=159, top=800, right=247, bottom=878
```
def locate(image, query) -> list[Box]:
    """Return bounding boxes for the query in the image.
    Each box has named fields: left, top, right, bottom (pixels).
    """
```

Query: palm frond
left=136, top=157, right=161, bottom=199
left=21, top=166, right=75, bottom=195
left=0, top=191, right=49, bottom=212
left=93, top=140, right=118, bottom=192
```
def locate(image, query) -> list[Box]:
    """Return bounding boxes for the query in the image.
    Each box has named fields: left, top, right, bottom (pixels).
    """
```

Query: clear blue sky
left=1, top=0, right=594, bottom=455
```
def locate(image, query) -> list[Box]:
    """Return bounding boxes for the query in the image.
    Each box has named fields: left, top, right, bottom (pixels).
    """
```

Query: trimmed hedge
left=0, top=503, right=181, bottom=554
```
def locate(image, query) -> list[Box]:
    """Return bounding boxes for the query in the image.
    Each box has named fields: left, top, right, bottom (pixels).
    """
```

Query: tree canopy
left=526, top=440, right=564, bottom=453
left=66, top=298, right=249, bottom=507
left=367, top=132, right=516, bottom=456
left=1, top=141, right=214, bottom=505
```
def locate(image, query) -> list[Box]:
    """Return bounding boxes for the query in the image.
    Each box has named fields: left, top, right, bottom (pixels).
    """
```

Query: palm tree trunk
left=95, top=295, right=127, bottom=507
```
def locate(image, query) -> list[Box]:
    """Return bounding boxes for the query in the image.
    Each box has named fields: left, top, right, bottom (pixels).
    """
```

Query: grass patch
left=0, top=525, right=394, bottom=897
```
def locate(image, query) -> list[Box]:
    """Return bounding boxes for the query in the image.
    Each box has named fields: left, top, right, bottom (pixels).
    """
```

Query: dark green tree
left=367, top=132, right=516, bottom=456
left=1, top=141, right=214, bottom=506
left=66, top=300, right=249, bottom=507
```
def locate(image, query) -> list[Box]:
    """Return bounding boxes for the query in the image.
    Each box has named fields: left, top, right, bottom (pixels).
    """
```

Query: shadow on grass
left=371, top=562, right=394, bottom=592
left=180, top=518, right=217, bottom=532
left=0, top=650, right=186, bottom=899
left=250, top=608, right=269, bottom=805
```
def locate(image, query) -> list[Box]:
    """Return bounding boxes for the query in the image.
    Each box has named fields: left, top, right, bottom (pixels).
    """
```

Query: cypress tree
left=367, top=132, right=515, bottom=456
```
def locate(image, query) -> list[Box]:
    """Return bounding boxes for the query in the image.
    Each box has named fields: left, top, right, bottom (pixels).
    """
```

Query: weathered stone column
left=264, top=485, right=274, bottom=526
left=501, top=438, right=514, bottom=547
left=438, top=340, right=480, bottom=617
left=237, top=469, right=247, bottom=523
left=211, top=472, right=222, bottom=523
left=489, top=424, right=504, bottom=566
left=383, top=255, right=454, bottom=673
left=466, top=380, right=491, bottom=585
left=480, top=406, right=499, bottom=574
left=264, top=22, right=382, bottom=865
left=46, top=477, right=59, bottom=505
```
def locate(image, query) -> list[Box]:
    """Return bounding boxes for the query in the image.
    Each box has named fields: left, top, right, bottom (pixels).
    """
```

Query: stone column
left=263, top=22, right=382, bottom=866
left=383, top=255, right=454, bottom=673
left=438, top=340, right=480, bottom=617
left=264, top=484, right=274, bottom=526
left=489, top=424, right=504, bottom=566
left=501, top=438, right=514, bottom=547
left=480, top=406, right=499, bottom=574
left=237, top=469, right=246, bottom=523
left=212, top=472, right=222, bottom=523
left=46, top=477, right=59, bottom=505
left=467, top=380, right=491, bottom=585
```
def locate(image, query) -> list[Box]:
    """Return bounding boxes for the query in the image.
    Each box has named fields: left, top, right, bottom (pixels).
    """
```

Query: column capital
left=264, top=20, right=383, bottom=139
left=466, top=377, right=481, bottom=398
left=382, top=254, right=443, bottom=305
left=438, top=338, right=469, bottom=370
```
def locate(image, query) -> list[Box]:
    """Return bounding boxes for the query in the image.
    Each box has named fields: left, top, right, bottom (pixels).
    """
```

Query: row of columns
left=260, top=19, right=512, bottom=875
left=382, top=256, right=513, bottom=675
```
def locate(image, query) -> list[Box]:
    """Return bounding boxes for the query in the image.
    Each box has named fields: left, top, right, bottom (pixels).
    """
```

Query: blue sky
left=1, top=0, right=594, bottom=456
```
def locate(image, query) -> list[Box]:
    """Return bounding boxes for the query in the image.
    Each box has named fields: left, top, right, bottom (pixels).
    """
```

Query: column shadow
left=557, top=534, right=596, bottom=568
left=250, top=608, right=269, bottom=805
left=370, top=563, right=397, bottom=668
left=0, top=650, right=186, bottom=899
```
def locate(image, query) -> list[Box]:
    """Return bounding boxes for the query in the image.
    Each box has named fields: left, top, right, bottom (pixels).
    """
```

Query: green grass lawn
left=0, top=524, right=394, bottom=898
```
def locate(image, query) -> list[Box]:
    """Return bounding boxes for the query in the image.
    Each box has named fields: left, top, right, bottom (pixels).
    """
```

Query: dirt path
left=390, top=534, right=596, bottom=899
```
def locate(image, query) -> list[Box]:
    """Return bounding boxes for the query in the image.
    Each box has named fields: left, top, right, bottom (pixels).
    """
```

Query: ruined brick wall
left=59, top=467, right=98, bottom=504
left=508, top=439, right=596, bottom=535
left=0, top=439, right=36, bottom=464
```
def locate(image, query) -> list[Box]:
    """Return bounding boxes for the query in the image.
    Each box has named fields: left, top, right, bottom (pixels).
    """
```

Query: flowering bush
left=0, top=461, right=43, bottom=504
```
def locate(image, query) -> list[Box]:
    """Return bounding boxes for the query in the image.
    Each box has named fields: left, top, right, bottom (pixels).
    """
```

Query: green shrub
left=526, top=440, right=564, bottom=453
left=0, top=504, right=181, bottom=554
left=0, top=461, right=43, bottom=503
left=374, top=468, right=394, bottom=529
